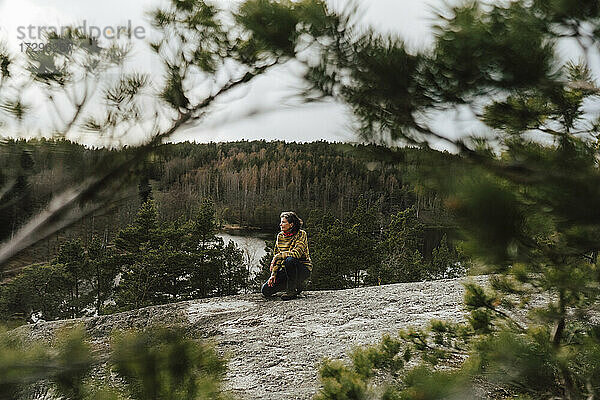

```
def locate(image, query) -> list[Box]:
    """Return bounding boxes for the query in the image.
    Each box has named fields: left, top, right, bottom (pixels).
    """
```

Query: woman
left=261, top=211, right=312, bottom=300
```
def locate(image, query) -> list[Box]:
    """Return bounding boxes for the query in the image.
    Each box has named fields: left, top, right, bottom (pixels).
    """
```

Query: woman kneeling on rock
left=261, top=211, right=312, bottom=300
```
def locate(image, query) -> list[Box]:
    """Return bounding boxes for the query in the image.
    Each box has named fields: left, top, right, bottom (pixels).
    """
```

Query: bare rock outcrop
left=12, top=276, right=487, bottom=399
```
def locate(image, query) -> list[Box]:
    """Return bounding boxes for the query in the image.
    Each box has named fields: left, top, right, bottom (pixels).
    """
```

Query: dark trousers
left=261, top=257, right=311, bottom=297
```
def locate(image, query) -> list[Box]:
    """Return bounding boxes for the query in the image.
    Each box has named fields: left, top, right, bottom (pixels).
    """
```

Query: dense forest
left=135, top=140, right=420, bottom=227
left=0, top=139, right=465, bottom=324
left=0, top=139, right=451, bottom=268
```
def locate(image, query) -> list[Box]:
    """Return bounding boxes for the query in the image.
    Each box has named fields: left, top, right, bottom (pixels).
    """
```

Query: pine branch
left=0, top=60, right=280, bottom=267
left=489, top=306, right=527, bottom=333
left=61, top=81, right=92, bottom=137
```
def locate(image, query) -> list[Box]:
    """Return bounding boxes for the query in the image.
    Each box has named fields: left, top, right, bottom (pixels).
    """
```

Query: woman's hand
left=269, top=258, right=276, bottom=272
left=267, top=276, right=277, bottom=287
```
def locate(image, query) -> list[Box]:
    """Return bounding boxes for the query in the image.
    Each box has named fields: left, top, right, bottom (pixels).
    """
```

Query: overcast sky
left=0, top=0, right=594, bottom=148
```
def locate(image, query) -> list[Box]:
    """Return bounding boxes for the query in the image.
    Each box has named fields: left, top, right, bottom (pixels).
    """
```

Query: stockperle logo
left=17, top=20, right=146, bottom=41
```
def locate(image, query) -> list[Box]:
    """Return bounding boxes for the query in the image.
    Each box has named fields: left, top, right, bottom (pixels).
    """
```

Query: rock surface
left=12, top=276, right=488, bottom=399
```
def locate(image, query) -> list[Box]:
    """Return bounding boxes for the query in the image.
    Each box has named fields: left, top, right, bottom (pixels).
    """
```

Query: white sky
left=0, top=0, right=595, bottom=148
left=0, top=0, right=448, bottom=146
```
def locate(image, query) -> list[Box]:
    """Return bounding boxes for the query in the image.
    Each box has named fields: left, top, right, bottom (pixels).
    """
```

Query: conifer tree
left=252, top=240, right=275, bottom=290
left=189, top=198, right=223, bottom=298
left=0, top=263, right=67, bottom=321
left=368, top=206, right=426, bottom=284
left=87, top=236, right=119, bottom=315
left=429, top=235, right=467, bottom=279
left=55, top=239, right=89, bottom=318
left=115, top=200, right=164, bottom=309
left=218, top=240, right=246, bottom=296
left=307, top=210, right=354, bottom=289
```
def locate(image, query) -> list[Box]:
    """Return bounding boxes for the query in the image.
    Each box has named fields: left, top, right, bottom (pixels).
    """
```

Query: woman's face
left=280, top=217, right=293, bottom=233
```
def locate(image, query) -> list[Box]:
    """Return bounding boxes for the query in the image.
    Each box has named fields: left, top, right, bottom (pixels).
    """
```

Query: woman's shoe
left=281, top=292, right=298, bottom=301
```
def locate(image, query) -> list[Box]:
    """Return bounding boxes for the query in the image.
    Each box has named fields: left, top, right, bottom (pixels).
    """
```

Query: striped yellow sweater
left=271, top=229, right=312, bottom=276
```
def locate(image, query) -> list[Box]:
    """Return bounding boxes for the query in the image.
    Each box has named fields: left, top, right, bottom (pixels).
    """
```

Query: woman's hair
left=280, top=211, right=303, bottom=234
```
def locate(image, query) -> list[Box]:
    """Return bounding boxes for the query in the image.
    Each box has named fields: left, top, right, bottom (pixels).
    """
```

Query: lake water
left=216, top=231, right=272, bottom=274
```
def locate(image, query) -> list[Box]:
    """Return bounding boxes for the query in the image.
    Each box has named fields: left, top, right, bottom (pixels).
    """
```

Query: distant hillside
left=1, top=139, right=451, bottom=273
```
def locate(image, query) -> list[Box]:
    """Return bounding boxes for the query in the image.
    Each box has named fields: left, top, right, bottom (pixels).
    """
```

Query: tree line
left=1, top=192, right=466, bottom=324
left=0, top=139, right=448, bottom=275
left=0, top=198, right=248, bottom=323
